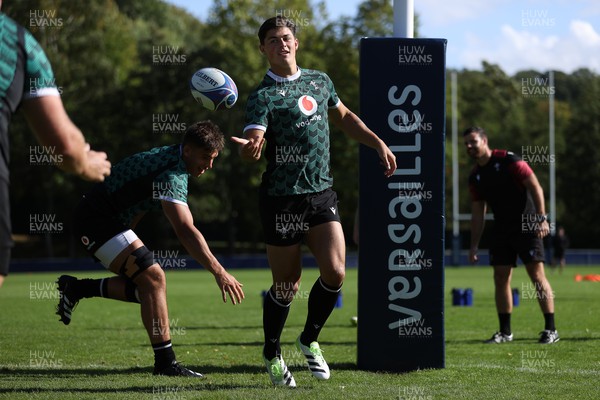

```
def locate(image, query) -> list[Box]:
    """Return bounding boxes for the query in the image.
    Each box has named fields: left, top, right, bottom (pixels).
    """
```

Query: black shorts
left=260, top=187, right=341, bottom=246
left=73, top=194, right=130, bottom=257
left=489, top=230, right=545, bottom=266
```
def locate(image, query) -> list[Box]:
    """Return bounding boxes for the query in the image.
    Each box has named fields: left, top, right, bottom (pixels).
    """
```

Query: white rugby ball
left=190, top=67, right=238, bottom=111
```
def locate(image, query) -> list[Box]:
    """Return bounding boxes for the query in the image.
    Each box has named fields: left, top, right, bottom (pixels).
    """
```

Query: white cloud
left=417, top=0, right=504, bottom=26
left=571, top=20, right=600, bottom=46
left=458, top=19, right=600, bottom=74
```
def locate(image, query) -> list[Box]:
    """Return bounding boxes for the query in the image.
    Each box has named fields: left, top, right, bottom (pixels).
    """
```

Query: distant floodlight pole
left=451, top=71, right=460, bottom=265
left=393, top=0, right=414, bottom=38
left=549, top=70, right=556, bottom=233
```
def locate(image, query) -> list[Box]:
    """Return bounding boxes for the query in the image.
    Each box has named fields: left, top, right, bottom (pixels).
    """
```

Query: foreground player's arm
left=469, top=200, right=487, bottom=264
left=230, top=129, right=265, bottom=162
left=161, top=200, right=244, bottom=304
left=22, top=96, right=111, bottom=181
left=522, top=172, right=550, bottom=238
left=329, top=101, right=396, bottom=177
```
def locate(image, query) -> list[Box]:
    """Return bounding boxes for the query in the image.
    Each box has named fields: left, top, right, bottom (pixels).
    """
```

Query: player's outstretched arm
left=231, top=129, right=265, bottom=162
left=329, top=101, right=396, bottom=177
left=161, top=200, right=245, bottom=304
left=22, top=96, right=111, bottom=181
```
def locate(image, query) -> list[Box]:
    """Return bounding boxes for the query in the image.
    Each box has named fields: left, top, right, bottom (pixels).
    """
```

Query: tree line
left=4, top=0, right=599, bottom=260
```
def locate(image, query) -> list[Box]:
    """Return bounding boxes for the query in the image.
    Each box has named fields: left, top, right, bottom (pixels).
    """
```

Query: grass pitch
left=1, top=264, right=599, bottom=399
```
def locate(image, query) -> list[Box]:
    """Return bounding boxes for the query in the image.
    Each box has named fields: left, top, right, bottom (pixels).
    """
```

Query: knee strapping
left=121, top=246, right=155, bottom=280
left=131, top=246, right=154, bottom=270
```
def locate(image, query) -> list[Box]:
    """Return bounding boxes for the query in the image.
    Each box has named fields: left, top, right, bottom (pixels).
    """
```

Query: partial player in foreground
left=56, top=121, right=245, bottom=377
left=0, top=8, right=111, bottom=289
left=232, top=16, right=396, bottom=387
left=464, top=126, right=559, bottom=344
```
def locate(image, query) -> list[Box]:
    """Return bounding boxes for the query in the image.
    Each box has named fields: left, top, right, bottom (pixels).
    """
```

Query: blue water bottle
left=452, top=288, right=464, bottom=306
left=512, top=288, right=520, bottom=306
left=463, top=288, right=473, bottom=306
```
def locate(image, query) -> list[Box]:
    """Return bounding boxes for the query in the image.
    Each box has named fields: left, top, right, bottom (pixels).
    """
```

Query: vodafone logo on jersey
left=298, top=95, right=318, bottom=116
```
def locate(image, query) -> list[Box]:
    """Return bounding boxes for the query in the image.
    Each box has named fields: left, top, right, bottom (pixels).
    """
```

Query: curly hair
left=182, top=120, right=224, bottom=152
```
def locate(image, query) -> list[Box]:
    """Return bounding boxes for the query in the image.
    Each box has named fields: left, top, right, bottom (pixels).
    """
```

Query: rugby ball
left=190, top=67, right=238, bottom=111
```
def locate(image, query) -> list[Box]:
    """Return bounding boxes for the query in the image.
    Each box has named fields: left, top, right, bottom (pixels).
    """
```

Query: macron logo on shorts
left=330, top=206, right=336, bottom=215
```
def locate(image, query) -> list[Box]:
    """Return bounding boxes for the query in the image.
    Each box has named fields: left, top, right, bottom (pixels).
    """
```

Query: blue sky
left=166, top=0, right=600, bottom=74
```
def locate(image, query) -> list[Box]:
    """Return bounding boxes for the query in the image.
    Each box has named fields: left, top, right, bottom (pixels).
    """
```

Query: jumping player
left=464, top=126, right=559, bottom=344
left=56, top=121, right=245, bottom=377
left=232, top=16, right=396, bottom=386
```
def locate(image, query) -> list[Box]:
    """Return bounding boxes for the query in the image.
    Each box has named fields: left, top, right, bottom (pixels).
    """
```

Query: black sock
left=263, top=287, right=291, bottom=360
left=74, top=278, right=108, bottom=299
left=544, top=313, right=556, bottom=331
left=499, top=313, right=511, bottom=335
left=153, top=340, right=176, bottom=369
left=300, top=277, right=341, bottom=345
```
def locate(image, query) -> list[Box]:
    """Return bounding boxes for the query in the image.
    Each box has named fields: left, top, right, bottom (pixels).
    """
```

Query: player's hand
left=231, top=136, right=265, bottom=161
left=469, top=248, right=479, bottom=264
left=214, top=271, right=245, bottom=305
left=536, top=220, right=550, bottom=238
left=81, top=144, right=111, bottom=182
left=376, top=142, right=396, bottom=178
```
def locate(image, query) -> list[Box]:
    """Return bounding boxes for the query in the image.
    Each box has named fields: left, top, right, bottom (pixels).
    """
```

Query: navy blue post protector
left=357, top=38, right=447, bottom=372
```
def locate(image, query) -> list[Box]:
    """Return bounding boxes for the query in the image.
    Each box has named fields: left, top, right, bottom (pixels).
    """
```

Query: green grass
left=1, top=265, right=599, bottom=399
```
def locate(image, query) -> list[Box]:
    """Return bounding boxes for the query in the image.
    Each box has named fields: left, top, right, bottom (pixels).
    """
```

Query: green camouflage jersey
left=244, top=68, right=340, bottom=196
left=87, top=145, right=189, bottom=226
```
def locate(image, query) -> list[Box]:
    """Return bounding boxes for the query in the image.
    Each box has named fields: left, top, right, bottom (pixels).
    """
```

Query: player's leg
left=296, top=220, right=345, bottom=380
left=58, top=222, right=201, bottom=376
left=525, top=261, right=554, bottom=313
left=484, top=264, right=514, bottom=343
left=263, top=243, right=301, bottom=387
left=520, top=234, right=559, bottom=343
left=525, top=260, right=559, bottom=343
left=259, top=189, right=306, bottom=387
left=56, top=229, right=145, bottom=325
left=303, top=221, right=345, bottom=341
left=485, top=232, right=516, bottom=343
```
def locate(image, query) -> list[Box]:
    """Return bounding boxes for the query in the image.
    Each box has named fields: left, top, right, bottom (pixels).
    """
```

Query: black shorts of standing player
left=260, top=187, right=341, bottom=246
left=489, top=230, right=545, bottom=266
left=72, top=192, right=154, bottom=280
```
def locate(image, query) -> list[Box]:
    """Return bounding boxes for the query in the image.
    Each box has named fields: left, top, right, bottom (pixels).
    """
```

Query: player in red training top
left=464, top=126, right=559, bottom=344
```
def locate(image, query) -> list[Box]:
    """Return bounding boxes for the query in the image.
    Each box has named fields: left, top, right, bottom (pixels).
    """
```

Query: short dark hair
left=182, top=120, right=224, bottom=152
left=258, top=16, right=297, bottom=44
left=463, top=126, right=487, bottom=138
